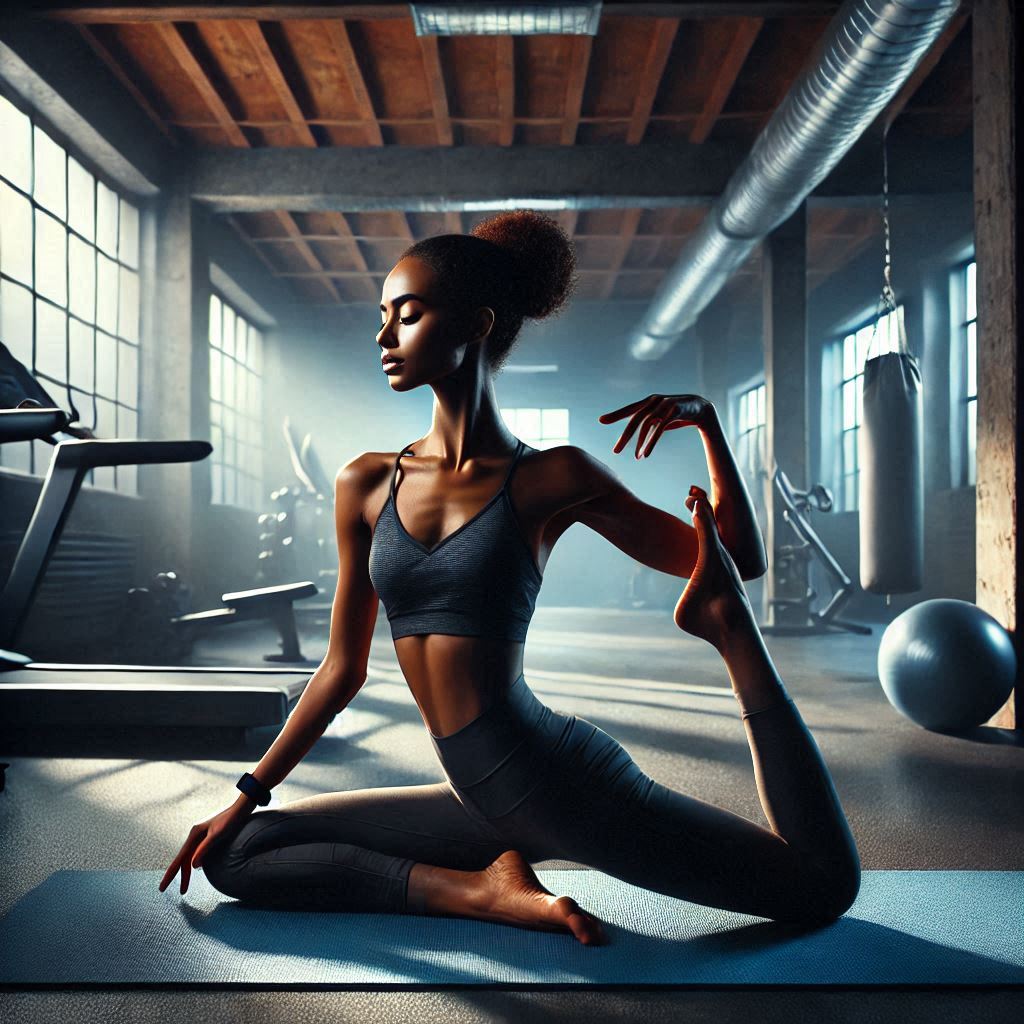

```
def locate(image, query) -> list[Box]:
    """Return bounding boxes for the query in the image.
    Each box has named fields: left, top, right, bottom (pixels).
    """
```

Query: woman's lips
left=382, top=358, right=403, bottom=373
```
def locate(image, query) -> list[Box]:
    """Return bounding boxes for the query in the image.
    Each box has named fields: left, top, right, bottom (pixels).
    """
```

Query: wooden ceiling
left=40, top=2, right=972, bottom=306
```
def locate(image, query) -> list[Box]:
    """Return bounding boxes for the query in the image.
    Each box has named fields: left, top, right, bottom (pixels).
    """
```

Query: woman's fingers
left=598, top=396, right=651, bottom=423
left=158, top=828, right=203, bottom=894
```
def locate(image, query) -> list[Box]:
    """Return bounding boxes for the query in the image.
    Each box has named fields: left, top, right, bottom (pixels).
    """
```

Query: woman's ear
left=470, top=306, right=496, bottom=344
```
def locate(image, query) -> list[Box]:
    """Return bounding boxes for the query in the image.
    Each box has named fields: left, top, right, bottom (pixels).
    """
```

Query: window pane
left=211, top=422, right=223, bottom=457
left=517, top=408, right=540, bottom=437
left=223, top=360, right=235, bottom=411
left=842, top=335, right=854, bottom=380
left=33, top=126, right=66, bottom=221
left=69, top=319, right=95, bottom=393
left=34, top=210, right=67, bottom=306
left=843, top=429, right=857, bottom=476
left=856, top=325, right=873, bottom=367
left=1, top=278, right=33, bottom=366
left=855, top=381, right=863, bottom=426
left=249, top=326, right=262, bottom=372
left=120, top=406, right=137, bottom=440
left=118, top=266, right=139, bottom=342
left=118, top=199, right=139, bottom=268
left=541, top=407, right=568, bottom=438
left=965, top=261, right=976, bottom=323
left=209, top=294, right=222, bottom=347
left=222, top=305, right=235, bottom=358
left=966, top=321, right=976, bottom=398
left=96, top=253, right=118, bottom=334
left=235, top=313, right=247, bottom=363
left=756, top=384, right=765, bottom=425
left=1, top=182, right=33, bottom=285
left=210, top=348, right=222, bottom=401
left=842, top=380, right=856, bottom=430
left=117, top=341, right=138, bottom=407
left=94, top=398, right=116, bottom=483
left=96, top=330, right=117, bottom=399
left=839, top=477, right=856, bottom=516
left=967, top=399, right=976, bottom=487
left=96, top=180, right=118, bottom=257
left=35, top=299, right=66, bottom=381
left=0, top=94, right=32, bottom=193
left=67, top=157, right=95, bottom=242
left=68, top=235, right=96, bottom=321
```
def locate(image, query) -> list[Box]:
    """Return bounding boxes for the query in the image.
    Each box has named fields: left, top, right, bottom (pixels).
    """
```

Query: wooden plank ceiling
left=50, top=3, right=972, bottom=306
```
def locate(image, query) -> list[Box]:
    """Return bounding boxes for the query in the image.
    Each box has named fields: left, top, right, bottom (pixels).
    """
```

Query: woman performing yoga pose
left=161, top=211, right=860, bottom=945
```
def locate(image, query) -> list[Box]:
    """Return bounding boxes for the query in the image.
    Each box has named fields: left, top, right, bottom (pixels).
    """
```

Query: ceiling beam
left=689, top=17, right=762, bottom=144
left=33, top=3, right=843, bottom=24
left=320, top=19, right=383, bottom=146
left=417, top=32, right=452, bottom=146
left=496, top=36, right=515, bottom=147
left=188, top=132, right=972, bottom=213
left=627, top=18, right=680, bottom=145
left=153, top=19, right=342, bottom=300
left=560, top=34, right=593, bottom=146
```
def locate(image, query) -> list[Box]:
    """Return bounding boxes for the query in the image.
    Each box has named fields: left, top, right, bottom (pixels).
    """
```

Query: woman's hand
left=158, top=800, right=254, bottom=895
left=598, top=393, right=716, bottom=459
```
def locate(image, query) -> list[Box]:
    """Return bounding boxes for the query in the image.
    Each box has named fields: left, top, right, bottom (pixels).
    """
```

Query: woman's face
left=377, top=256, right=492, bottom=390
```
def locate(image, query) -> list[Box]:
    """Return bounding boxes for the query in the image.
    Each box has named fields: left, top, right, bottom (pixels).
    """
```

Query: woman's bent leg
left=493, top=613, right=859, bottom=926
left=201, top=781, right=512, bottom=913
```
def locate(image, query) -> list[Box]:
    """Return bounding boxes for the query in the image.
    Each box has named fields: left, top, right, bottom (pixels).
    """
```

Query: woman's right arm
left=160, top=453, right=382, bottom=892
left=228, top=452, right=382, bottom=805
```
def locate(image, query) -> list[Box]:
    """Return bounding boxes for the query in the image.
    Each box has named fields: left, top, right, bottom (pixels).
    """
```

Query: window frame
left=208, top=290, right=265, bottom=512
left=0, top=87, right=142, bottom=495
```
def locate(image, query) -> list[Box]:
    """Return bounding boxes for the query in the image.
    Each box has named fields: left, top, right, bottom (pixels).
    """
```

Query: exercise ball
left=878, top=599, right=1017, bottom=730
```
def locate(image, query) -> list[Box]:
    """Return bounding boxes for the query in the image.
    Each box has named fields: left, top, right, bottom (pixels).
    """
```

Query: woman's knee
left=787, top=857, right=861, bottom=925
left=199, top=836, right=249, bottom=898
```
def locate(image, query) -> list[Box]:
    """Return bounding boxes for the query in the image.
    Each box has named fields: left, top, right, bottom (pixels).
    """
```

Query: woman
left=161, top=211, right=860, bottom=946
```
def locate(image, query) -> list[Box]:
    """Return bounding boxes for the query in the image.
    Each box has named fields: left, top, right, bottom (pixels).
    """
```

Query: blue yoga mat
left=0, top=870, right=1021, bottom=986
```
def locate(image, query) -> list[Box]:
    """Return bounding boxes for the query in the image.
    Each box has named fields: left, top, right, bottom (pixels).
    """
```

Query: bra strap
left=500, top=439, right=525, bottom=490
left=390, top=441, right=417, bottom=498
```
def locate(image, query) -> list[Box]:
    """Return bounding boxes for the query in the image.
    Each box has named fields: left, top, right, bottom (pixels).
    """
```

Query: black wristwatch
left=236, top=771, right=272, bottom=806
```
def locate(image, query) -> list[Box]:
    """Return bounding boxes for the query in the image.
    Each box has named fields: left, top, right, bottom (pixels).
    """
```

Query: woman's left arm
left=599, top=393, right=768, bottom=580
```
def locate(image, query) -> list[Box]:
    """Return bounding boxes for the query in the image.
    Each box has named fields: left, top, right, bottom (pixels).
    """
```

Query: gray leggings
left=202, top=674, right=860, bottom=924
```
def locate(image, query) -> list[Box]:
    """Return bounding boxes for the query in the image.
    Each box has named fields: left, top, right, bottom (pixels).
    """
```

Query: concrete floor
left=1, top=606, right=1022, bottom=1022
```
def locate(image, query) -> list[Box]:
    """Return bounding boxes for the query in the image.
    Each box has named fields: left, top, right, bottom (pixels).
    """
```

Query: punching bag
left=858, top=312, right=924, bottom=595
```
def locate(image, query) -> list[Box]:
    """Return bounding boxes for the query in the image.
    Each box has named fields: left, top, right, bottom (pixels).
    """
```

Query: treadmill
left=0, top=407, right=313, bottom=732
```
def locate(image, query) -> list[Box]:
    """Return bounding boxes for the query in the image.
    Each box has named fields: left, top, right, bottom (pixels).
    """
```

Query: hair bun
left=470, top=210, right=578, bottom=321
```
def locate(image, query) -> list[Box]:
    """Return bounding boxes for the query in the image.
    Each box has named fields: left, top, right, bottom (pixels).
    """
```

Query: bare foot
left=472, top=850, right=608, bottom=945
left=674, top=485, right=752, bottom=648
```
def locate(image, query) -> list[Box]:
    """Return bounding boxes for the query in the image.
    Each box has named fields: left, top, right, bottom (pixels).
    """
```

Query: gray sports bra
left=368, top=439, right=543, bottom=642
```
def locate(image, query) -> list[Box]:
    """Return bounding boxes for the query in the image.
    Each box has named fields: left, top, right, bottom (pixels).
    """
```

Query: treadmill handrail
left=0, top=408, right=69, bottom=444
left=53, top=438, right=212, bottom=469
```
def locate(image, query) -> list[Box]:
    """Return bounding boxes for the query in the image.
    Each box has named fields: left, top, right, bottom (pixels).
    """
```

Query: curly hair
left=397, top=210, right=578, bottom=374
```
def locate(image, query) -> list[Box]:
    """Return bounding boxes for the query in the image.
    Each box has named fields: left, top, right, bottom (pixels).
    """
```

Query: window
left=836, top=305, right=905, bottom=511
left=209, top=293, right=263, bottom=510
left=500, top=407, right=568, bottom=449
left=734, top=381, right=766, bottom=490
left=0, top=92, right=141, bottom=494
left=961, top=260, right=977, bottom=487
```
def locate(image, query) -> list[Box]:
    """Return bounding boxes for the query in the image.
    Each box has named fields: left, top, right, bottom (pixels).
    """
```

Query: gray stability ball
left=878, top=599, right=1017, bottom=731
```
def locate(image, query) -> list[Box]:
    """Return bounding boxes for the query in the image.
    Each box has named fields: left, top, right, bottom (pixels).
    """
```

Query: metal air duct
left=629, top=0, right=961, bottom=360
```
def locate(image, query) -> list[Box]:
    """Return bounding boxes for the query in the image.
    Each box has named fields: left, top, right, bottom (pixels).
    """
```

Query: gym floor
left=1, top=606, right=1021, bottom=1022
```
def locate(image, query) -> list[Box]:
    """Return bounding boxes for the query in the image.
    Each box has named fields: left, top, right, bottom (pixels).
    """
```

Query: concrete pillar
left=761, top=202, right=809, bottom=627
left=137, top=163, right=211, bottom=584
left=973, top=0, right=1021, bottom=729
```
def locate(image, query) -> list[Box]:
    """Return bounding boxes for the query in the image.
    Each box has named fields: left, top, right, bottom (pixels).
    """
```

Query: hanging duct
left=628, top=0, right=961, bottom=360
